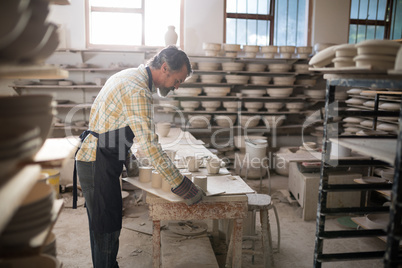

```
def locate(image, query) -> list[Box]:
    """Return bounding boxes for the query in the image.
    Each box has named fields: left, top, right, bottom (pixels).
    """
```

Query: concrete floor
left=53, top=173, right=386, bottom=268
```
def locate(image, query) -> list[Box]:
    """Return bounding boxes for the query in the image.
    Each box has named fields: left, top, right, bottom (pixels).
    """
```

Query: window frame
left=85, top=0, right=184, bottom=50
left=224, top=0, right=312, bottom=46
left=348, top=0, right=397, bottom=43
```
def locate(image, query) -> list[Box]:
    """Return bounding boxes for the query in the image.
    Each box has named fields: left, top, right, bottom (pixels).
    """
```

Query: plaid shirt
left=76, top=65, right=183, bottom=187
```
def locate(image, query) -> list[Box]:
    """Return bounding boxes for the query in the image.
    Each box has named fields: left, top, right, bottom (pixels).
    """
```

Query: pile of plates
left=354, top=40, right=401, bottom=71
left=0, top=94, right=55, bottom=147
left=0, top=182, right=55, bottom=247
left=0, top=0, right=59, bottom=63
left=332, top=44, right=357, bottom=68
left=0, top=126, right=42, bottom=181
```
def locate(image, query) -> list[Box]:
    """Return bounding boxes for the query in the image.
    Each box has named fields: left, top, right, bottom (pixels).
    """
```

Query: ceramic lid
left=335, top=43, right=357, bottom=51
left=332, top=57, right=355, bottom=62
left=354, top=54, right=396, bottom=62
left=309, top=45, right=341, bottom=67
left=356, top=39, right=401, bottom=48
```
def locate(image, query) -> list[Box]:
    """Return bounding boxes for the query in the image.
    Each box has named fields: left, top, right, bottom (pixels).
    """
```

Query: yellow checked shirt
left=76, top=64, right=184, bottom=188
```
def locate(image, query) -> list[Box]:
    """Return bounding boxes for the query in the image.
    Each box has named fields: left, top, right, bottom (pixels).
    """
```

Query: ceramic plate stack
left=0, top=182, right=54, bottom=248
left=202, top=42, right=221, bottom=57
left=0, top=0, right=59, bottom=63
left=0, top=94, right=55, bottom=147
left=333, top=44, right=357, bottom=68
left=0, top=126, right=42, bottom=181
left=354, top=40, right=401, bottom=71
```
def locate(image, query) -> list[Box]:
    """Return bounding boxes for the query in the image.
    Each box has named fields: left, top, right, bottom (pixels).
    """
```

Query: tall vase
left=164, top=25, right=178, bottom=46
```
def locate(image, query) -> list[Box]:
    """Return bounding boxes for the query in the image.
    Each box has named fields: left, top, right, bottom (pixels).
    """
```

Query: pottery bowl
left=353, top=54, right=395, bottom=71
left=266, top=87, right=293, bottom=98
left=225, top=74, right=250, bottom=84
left=174, top=87, right=202, bottom=96
left=335, top=44, right=357, bottom=57
left=202, top=42, right=221, bottom=51
left=355, top=39, right=401, bottom=56
left=203, top=87, right=231, bottom=97
left=156, top=122, right=171, bottom=137
left=243, top=45, right=260, bottom=52
left=267, top=63, right=292, bottom=72
left=296, top=46, right=313, bottom=54
left=223, top=101, right=239, bottom=112
left=244, top=102, right=263, bottom=112
left=158, top=99, right=179, bottom=112
left=197, top=62, right=221, bottom=71
left=241, top=89, right=266, bottom=97
left=333, top=57, right=355, bottom=68
left=225, top=51, right=238, bottom=57
left=263, top=53, right=276, bottom=58
left=244, top=52, right=257, bottom=58
left=222, top=62, right=245, bottom=71
left=293, top=64, right=310, bottom=73
left=250, top=76, right=271, bottom=85
left=180, top=101, right=200, bottom=111
left=223, top=44, right=241, bottom=51
left=239, top=115, right=261, bottom=128
left=286, top=102, right=304, bottom=111
left=279, top=46, right=296, bottom=53
left=246, top=63, right=266, bottom=72
left=204, top=50, right=219, bottom=56
left=201, top=101, right=221, bottom=111
left=264, top=102, right=284, bottom=112
left=304, top=89, right=325, bottom=99
left=273, top=76, right=296, bottom=85
left=188, top=114, right=211, bottom=128
left=215, top=115, right=237, bottom=127
left=261, top=46, right=278, bottom=53
left=200, top=74, right=223, bottom=83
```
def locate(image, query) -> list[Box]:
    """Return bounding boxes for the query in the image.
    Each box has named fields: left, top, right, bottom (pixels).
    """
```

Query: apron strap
left=145, top=66, right=153, bottom=90
left=73, top=130, right=99, bottom=209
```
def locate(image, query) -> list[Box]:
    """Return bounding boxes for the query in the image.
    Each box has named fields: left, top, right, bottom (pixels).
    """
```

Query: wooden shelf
left=0, top=64, right=68, bottom=79
left=12, top=85, right=102, bottom=90
left=0, top=165, right=41, bottom=234
left=329, top=138, right=397, bottom=165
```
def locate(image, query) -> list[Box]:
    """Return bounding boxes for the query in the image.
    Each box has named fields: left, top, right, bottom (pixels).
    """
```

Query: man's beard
left=158, top=87, right=174, bottom=97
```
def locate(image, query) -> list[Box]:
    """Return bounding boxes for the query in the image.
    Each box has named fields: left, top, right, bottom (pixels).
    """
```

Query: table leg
left=152, top=220, right=161, bottom=268
left=228, top=218, right=243, bottom=268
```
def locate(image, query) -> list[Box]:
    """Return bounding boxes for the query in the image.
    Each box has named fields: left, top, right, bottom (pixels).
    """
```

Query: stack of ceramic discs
left=0, top=182, right=55, bottom=247
left=354, top=40, right=401, bottom=71
left=333, top=44, right=357, bottom=68
left=0, top=0, right=59, bottom=63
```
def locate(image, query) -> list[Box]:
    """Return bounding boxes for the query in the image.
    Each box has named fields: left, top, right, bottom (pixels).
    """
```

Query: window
left=225, top=0, right=308, bottom=46
left=349, top=0, right=402, bottom=43
left=86, top=0, right=181, bottom=49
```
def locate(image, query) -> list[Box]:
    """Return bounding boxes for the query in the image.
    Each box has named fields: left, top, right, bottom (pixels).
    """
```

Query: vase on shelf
left=164, top=25, right=178, bottom=46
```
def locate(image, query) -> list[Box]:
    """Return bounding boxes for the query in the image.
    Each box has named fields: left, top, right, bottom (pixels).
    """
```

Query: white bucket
left=245, top=139, right=268, bottom=160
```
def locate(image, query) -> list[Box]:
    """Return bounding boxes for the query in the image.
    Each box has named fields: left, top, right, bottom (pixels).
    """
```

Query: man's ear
left=161, top=62, right=169, bottom=73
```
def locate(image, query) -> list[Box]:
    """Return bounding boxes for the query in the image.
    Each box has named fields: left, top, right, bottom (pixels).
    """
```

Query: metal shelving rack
left=313, top=73, right=402, bottom=267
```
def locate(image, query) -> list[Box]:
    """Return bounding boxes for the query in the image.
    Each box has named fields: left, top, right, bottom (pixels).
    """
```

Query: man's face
left=158, top=64, right=188, bottom=97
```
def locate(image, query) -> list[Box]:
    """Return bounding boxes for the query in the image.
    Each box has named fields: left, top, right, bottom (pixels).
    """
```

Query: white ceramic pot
left=185, top=156, right=203, bottom=172
left=206, top=158, right=224, bottom=174
left=330, top=143, right=351, bottom=158
left=245, top=139, right=268, bottom=160
left=139, top=166, right=152, bottom=183
left=156, top=122, right=171, bottom=137
left=151, top=171, right=162, bottom=188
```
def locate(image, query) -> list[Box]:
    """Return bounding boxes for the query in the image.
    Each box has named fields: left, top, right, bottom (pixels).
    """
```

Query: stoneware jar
left=164, top=25, right=178, bottom=46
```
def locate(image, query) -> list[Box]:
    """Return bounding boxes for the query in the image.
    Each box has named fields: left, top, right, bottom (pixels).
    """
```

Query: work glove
left=171, top=176, right=204, bottom=205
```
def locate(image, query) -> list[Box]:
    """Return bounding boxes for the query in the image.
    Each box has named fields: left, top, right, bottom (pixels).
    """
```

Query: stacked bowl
left=180, top=101, right=200, bottom=111
left=0, top=0, right=59, bottom=63
left=223, top=44, right=242, bottom=57
left=354, top=40, right=401, bottom=71
left=202, top=42, right=221, bottom=56
left=201, top=101, right=221, bottom=112
left=261, top=46, right=278, bottom=58
left=215, top=115, right=237, bottom=127
left=188, top=114, right=211, bottom=128
left=203, top=87, right=231, bottom=97
left=225, top=74, right=250, bottom=84
left=0, top=182, right=55, bottom=247
left=243, top=45, right=260, bottom=58
left=333, top=44, right=357, bottom=68
left=197, top=62, right=221, bottom=71
left=174, top=87, right=202, bottom=96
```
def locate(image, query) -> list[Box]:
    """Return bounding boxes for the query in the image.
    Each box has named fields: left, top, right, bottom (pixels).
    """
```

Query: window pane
left=236, top=19, right=247, bottom=44
left=349, top=24, right=358, bottom=43
left=391, top=0, right=402, bottom=39
left=356, top=24, right=367, bottom=42
left=366, top=25, right=376, bottom=39
left=257, top=0, right=270, bottom=14
left=226, top=18, right=237, bottom=44
left=227, top=0, right=237, bottom=13
left=90, top=0, right=142, bottom=8
left=144, top=0, right=180, bottom=46
left=296, top=0, right=307, bottom=46
left=257, top=20, right=269, bottom=45
left=376, top=0, right=387, bottom=20
left=358, top=0, right=369, bottom=19
left=350, top=0, right=359, bottom=19
left=375, top=25, right=385, bottom=39
left=91, top=12, right=142, bottom=45
left=247, top=20, right=257, bottom=44
left=248, top=0, right=258, bottom=14
left=238, top=0, right=247, bottom=13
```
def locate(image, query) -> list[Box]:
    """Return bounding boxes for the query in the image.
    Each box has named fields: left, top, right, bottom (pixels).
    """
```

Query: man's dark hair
left=147, top=45, right=192, bottom=76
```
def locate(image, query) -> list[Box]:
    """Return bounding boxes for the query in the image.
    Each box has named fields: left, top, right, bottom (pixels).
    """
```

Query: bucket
left=41, top=169, right=60, bottom=198
left=245, top=139, right=268, bottom=160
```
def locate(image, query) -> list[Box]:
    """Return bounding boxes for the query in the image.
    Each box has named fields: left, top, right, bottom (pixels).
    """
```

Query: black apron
left=73, top=66, right=153, bottom=233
